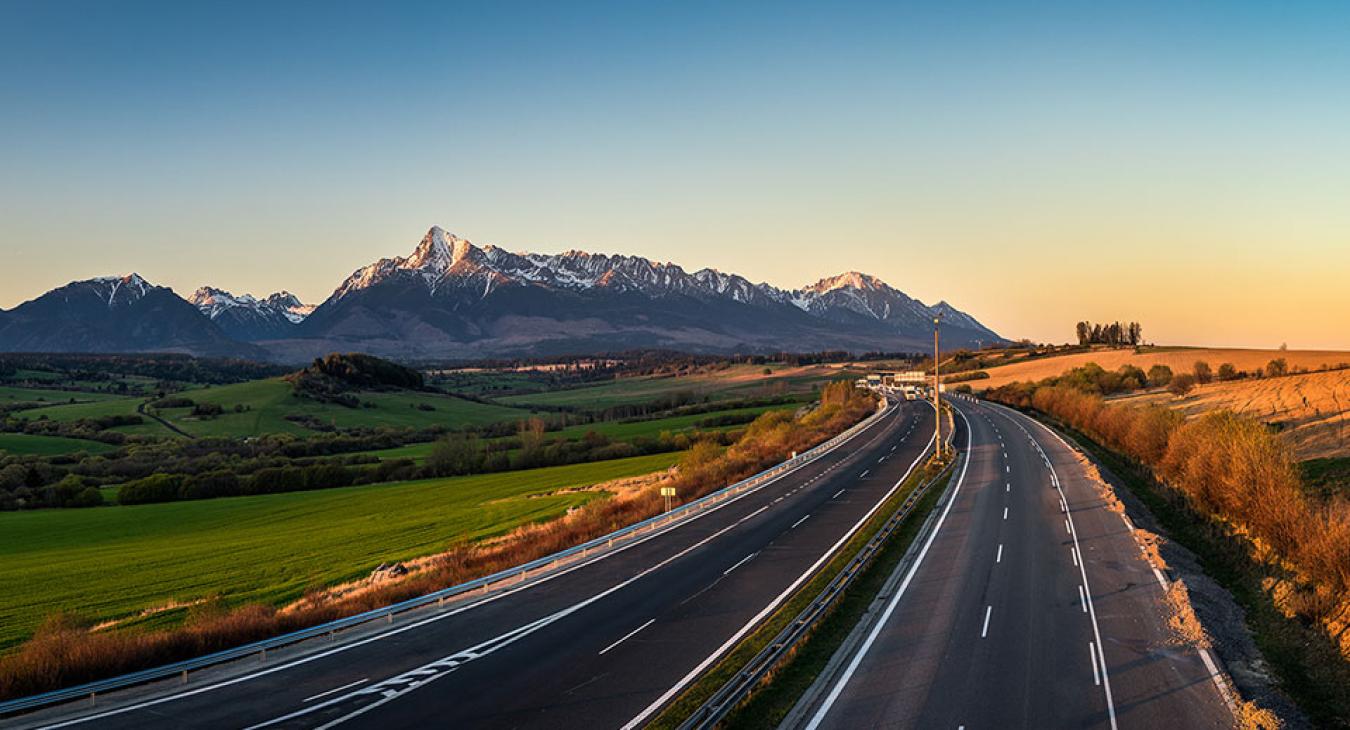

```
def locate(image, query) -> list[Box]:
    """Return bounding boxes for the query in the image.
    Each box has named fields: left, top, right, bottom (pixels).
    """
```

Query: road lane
left=795, top=397, right=1232, bottom=730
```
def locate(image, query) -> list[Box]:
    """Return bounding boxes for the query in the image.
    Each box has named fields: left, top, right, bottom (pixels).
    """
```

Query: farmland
left=967, top=346, right=1348, bottom=392
left=0, top=434, right=115, bottom=456
left=22, top=379, right=532, bottom=439
left=360, top=402, right=800, bottom=463
left=0, top=451, right=682, bottom=652
left=497, top=363, right=861, bottom=409
left=1114, top=368, right=1350, bottom=460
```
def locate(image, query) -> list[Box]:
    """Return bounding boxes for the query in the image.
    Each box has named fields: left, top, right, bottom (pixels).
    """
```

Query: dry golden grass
left=1117, top=370, right=1350, bottom=459
left=973, top=347, right=1349, bottom=392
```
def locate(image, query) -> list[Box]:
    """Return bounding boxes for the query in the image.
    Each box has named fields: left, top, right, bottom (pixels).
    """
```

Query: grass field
left=496, top=363, right=856, bottom=409
left=0, top=434, right=116, bottom=456
left=360, top=403, right=798, bottom=463
left=0, top=385, right=125, bottom=406
left=19, top=379, right=534, bottom=439
left=1113, top=369, right=1350, bottom=460
left=155, top=379, right=532, bottom=438
left=970, top=346, right=1350, bottom=392
left=0, top=451, right=683, bottom=652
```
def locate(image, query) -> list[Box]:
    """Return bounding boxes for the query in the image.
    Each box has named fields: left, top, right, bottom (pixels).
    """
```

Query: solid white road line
left=625, top=432, right=938, bottom=730
left=723, top=552, right=757, bottom=576
left=804, top=413, right=972, bottom=730
left=1152, top=567, right=1170, bottom=589
left=791, top=514, right=811, bottom=529
left=599, top=619, right=655, bottom=655
left=303, top=679, right=368, bottom=703
left=996, top=544, right=1003, bottom=563
left=981, top=605, right=992, bottom=638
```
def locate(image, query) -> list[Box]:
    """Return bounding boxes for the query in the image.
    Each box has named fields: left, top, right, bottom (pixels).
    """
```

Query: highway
left=17, top=400, right=936, bottom=730
left=791, top=396, right=1235, bottom=730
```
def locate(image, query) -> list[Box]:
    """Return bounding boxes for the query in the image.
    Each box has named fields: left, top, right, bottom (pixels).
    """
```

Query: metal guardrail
left=677, top=450, right=960, bottom=730
left=0, top=400, right=893, bottom=718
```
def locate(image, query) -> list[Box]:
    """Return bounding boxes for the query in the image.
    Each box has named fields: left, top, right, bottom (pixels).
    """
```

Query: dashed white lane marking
left=860, top=469, right=870, bottom=478
left=1071, top=547, right=1079, bottom=566
left=996, top=544, right=1003, bottom=563
left=878, top=456, right=886, bottom=463
left=1078, top=584, right=1088, bottom=613
left=1065, top=519, right=1072, bottom=534
left=1003, top=507, right=1009, bottom=520
left=1006, top=482, right=1010, bottom=492
left=791, top=514, right=811, bottom=529
left=303, top=679, right=369, bottom=703
left=832, top=489, right=845, bottom=499
left=981, top=605, right=993, bottom=638
left=1005, top=465, right=1010, bottom=473
left=1090, top=642, right=1102, bottom=685
left=723, top=552, right=757, bottom=576
left=598, top=618, right=655, bottom=655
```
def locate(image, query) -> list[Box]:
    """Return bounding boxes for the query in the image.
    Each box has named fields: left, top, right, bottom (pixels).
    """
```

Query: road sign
left=660, top=487, right=676, bottom=496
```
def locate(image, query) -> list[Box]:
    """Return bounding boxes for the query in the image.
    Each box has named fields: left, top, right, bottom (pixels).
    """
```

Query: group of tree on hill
left=1074, top=321, right=1143, bottom=347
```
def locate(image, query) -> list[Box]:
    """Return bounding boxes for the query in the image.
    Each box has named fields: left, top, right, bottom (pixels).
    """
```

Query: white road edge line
left=803, top=411, right=973, bottom=730
left=623, top=430, right=938, bottom=730
left=598, top=618, right=656, bottom=656
left=302, top=678, right=368, bottom=703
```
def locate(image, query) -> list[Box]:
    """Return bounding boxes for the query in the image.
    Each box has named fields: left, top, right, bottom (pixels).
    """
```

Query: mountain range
left=0, top=227, right=1004, bottom=362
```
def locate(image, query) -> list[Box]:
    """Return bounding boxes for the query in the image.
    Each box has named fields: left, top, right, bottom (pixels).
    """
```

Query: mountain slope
left=271, top=227, right=1002, bottom=359
left=0, top=275, right=261, bottom=357
left=189, top=287, right=314, bottom=341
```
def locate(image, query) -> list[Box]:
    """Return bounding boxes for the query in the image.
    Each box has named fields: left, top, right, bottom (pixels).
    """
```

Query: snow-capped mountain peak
left=188, top=286, right=313, bottom=339
left=85, top=273, right=153, bottom=307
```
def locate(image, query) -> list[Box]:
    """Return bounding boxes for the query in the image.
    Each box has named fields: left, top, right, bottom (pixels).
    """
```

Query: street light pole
left=933, top=314, right=943, bottom=456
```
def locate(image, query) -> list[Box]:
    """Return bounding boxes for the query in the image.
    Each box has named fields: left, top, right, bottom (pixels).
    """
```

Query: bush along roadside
left=1002, top=400, right=1350, bottom=728
left=651, top=444, right=958, bottom=729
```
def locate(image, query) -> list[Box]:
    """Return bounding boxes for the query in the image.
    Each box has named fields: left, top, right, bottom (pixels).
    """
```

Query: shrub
left=1192, top=360, right=1213, bottom=384
left=1217, top=362, right=1238, bottom=381
left=1168, top=373, right=1197, bottom=397
left=117, top=474, right=185, bottom=505
left=1147, top=364, right=1173, bottom=387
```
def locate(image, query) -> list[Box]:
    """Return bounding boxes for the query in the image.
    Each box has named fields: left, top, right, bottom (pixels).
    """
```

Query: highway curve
left=790, top=397, right=1234, bottom=730
left=17, top=400, right=935, bottom=730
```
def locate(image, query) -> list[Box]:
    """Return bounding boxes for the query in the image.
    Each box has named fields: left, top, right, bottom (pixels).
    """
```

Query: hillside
left=969, top=347, right=1348, bottom=392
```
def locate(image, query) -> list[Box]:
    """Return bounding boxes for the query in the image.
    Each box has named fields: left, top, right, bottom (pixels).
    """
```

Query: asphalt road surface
left=792, top=397, right=1234, bottom=730
left=18, top=400, right=935, bottom=730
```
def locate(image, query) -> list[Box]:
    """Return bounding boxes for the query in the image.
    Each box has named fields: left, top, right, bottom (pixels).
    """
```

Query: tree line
left=1074, top=321, right=1142, bottom=347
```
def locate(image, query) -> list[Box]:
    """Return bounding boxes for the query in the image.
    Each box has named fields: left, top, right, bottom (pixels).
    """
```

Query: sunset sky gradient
left=3, top=1, right=1348, bottom=348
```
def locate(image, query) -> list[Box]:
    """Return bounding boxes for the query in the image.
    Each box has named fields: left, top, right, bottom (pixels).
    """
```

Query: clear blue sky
left=3, top=1, right=1349, bottom=348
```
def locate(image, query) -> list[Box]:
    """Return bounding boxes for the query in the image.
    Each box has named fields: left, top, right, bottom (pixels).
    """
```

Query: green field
left=19, top=379, right=534, bottom=439
left=154, top=379, right=533, bottom=438
left=0, top=451, right=682, bottom=652
left=360, top=403, right=797, bottom=463
left=0, top=385, right=125, bottom=406
left=495, top=364, right=848, bottom=409
left=0, top=433, right=116, bottom=456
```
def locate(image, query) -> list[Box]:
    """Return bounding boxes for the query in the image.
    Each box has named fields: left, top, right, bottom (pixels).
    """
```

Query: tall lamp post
left=933, top=313, right=943, bottom=456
